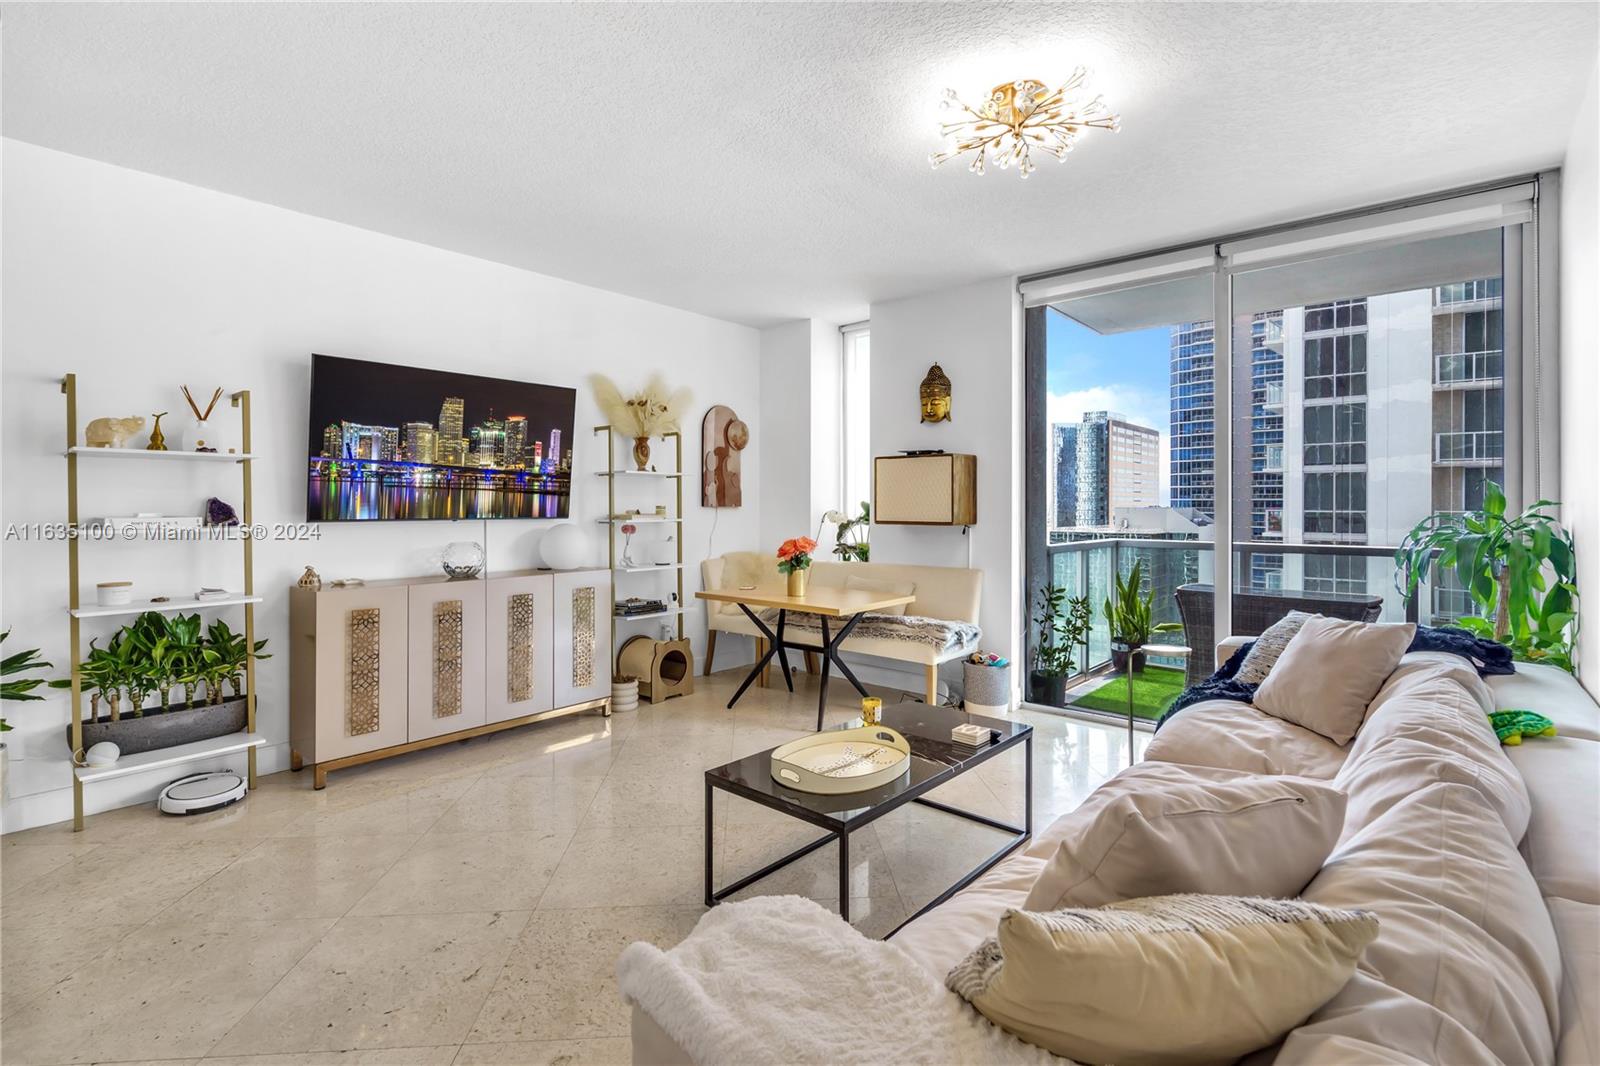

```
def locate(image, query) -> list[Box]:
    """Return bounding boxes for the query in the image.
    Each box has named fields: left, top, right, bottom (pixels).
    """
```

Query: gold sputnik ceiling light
left=930, top=67, right=1119, bottom=179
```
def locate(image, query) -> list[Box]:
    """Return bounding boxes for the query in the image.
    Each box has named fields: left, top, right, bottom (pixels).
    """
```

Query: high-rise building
left=1169, top=322, right=1216, bottom=518
left=1073, top=411, right=1159, bottom=528
left=470, top=417, right=505, bottom=468
left=439, top=397, right=464, bottom=438
left=380, top=426, right=400, bottom=462
left=321, top=424, right=343, bottom=459
left=340, top=423, right=392, bottom=461
left=1050, top=423, right=1078, bottom=528
left=504, top=416, right=528, bottom=470
left=401, top=421, right=437, bottom=464
left=548, top=428, right=562, bottom=471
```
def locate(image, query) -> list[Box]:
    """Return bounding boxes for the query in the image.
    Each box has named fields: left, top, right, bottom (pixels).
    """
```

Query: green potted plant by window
left=1104, top=560, right=1154, bottom=674
left=1029, top=583, right=1092, bottom=705
left=1395, top=480, right=1580, bottom=671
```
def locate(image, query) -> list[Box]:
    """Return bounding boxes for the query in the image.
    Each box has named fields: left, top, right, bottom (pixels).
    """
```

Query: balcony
left=1434, top=350, right=1504, bottom=387
left=1435, top=430, right=1504, bottom=465
left=1037, top=538, right=1435, bottom=723
left=1259, top=382, right=1285, bottom=409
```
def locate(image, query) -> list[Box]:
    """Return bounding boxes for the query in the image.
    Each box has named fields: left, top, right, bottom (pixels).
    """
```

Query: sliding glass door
left=1022, top=181, right=1544, bottom=720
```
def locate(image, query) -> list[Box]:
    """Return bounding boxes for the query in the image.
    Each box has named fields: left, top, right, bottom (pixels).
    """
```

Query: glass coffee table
left=704, top=702, right=1032, bottom=937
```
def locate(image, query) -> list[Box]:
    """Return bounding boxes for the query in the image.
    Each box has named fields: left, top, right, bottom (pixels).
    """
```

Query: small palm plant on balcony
left=1029, top=583, right=1092, bottom=705
left=1395, top=480, right=1579, bottom=671
left=1104, top=560, right=1154, bottom=674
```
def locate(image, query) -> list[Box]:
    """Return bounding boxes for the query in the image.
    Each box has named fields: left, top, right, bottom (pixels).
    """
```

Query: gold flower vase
left=631, top=436, right=651, bottom=471
left=787, top=568, right=808, bottom=597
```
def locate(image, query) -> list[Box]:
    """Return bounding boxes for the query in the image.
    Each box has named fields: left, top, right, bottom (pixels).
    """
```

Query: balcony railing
left=1435, top=430, right=1504, bottom=464
left=1434, top=350, right=1504, bottom=386
left=1039, top=538, right=1431, bottom=695
left=1259, top=382, right=1284, bottom=408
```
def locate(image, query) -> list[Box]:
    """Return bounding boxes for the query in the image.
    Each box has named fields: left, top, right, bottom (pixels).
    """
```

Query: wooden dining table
left=695, top=585, right=916, bottom=730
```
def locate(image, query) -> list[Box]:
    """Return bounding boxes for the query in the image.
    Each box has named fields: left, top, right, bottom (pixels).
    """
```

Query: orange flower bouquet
left=776, top=536, right=818, bottom=597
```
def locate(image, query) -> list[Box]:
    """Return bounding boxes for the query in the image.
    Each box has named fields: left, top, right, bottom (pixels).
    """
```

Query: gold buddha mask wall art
left=919, top=363, right=952, bottom=423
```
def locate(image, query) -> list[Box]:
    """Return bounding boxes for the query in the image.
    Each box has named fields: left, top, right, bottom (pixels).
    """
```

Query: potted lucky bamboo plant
left=69, top=612, right=269, bottom=756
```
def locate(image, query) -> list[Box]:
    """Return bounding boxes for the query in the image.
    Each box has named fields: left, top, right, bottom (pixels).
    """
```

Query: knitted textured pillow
left=1234, top=610, right=1315, bottom=685
left=947, top=894, right=1378, bottom=1066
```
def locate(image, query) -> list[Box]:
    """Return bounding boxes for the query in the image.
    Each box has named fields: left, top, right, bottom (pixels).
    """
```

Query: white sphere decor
left=540, top=523, right=589, bottom=570
left=86, top=741, right=120, bottom=767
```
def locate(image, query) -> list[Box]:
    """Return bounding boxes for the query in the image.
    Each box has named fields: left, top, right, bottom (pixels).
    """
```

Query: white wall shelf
left=74, top=731, right=265, bottom=784
left=612, top=563, right=683, bottom=574
left=66, top=446, right=255, bottom=463
left=594, top=470, right=682, bottom=479
left=593, top=425, right=686, bottom=657
left=596, top=516, right=681, bottom=524
left=613, top=606, right=693, bottom=622
left=70, top=594, right=263, bottom=619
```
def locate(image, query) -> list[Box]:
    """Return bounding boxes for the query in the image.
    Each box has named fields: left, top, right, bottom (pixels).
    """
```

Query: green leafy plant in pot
left=1029, top=583, right=1092, bottom=705
left=1104, top=560, right=1154, bottom=674
left=1395, top=480, right=1579, bottom=671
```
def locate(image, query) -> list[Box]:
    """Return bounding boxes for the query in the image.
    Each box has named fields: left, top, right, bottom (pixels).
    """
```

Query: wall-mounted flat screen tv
left=307, top=354, right=577, bottom=521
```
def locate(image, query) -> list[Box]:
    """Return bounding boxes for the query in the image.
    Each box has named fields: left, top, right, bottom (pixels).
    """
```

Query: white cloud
left=1048, top=385, right=1172, bottom=505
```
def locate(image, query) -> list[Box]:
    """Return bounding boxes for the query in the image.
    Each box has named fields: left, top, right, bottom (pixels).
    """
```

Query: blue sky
left=1045, top=307, right=1174, bottom=502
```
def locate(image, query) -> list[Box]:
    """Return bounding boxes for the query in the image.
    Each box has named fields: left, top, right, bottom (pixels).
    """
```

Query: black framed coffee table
left=704, top=703, right=1032, bottom=937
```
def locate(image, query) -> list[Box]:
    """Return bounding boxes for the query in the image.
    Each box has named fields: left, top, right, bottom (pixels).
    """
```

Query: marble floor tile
left=349, top=828, right=575, bottom=916
left=0, top=917, right=334, bottom=1063
left=201, top=1047, right=459, bottom=1065
left=0, top=841, right=94, bottom=896
left=210, top=911, right=532, bottom=1056
left=464, top=907, right=703, bottom=1044
left=453, top=1038, right=631, bottom=1065
left=579, top=774, right=722, bottom=830
left=0, top=920, right=142, bottom=1018
left=539, top=825, right=707, bottom=909
left=429, top=774, right=604, bottom=835
left=270, top=778, right=476, bottom=840
left=160, top=833, right=416, bottom=923
left=0, top=840, right=252, bottom=931
left=715, top=821, right=897, bottom=903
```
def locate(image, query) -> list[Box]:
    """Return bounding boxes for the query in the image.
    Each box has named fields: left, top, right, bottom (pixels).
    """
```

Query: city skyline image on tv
left=306, top=353, right=577, bottom=521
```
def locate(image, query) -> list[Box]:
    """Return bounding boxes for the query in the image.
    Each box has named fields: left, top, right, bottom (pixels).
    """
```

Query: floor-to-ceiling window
left=840, top=323, right=872, bottom=522
left=1022, top=181, right=1548, bottom=722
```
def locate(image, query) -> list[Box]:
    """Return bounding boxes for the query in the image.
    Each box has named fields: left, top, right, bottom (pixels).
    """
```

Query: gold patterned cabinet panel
left=485, top=573, right=554, bottom=724
left=553, top=569, right=613, bottom=707
left=307, top=585, right=411, bottom=761
left=406, top=579, right=487, bottom=742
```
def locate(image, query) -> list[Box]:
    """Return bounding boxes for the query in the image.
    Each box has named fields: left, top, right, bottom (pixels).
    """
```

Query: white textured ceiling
left=4, top=3, right=1596, bottom=328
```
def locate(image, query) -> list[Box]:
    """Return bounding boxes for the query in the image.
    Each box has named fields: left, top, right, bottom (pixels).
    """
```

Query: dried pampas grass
left=590, top=373, right=692, bottom=438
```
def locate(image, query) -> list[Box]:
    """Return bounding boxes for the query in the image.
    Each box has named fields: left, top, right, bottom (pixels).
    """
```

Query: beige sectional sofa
left=628, top=645, right=1600, bottom=1065
left=700, top=554, right=982, bottom=703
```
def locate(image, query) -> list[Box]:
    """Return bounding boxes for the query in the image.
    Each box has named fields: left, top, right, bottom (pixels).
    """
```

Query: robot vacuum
left=158, top=771, right=247, bottom=815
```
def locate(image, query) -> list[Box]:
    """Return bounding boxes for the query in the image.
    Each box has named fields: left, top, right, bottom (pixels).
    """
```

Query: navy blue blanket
left=1154, top=625, right=1513, bottom=731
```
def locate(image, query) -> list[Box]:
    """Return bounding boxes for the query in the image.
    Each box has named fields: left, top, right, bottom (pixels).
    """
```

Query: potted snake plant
left=1104, top=560, right=1154, bottom=675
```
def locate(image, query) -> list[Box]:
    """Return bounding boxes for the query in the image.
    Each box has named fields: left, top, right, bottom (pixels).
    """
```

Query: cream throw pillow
left=1235, top=610, right=1316, bottom=685
left=1253, top=616, right=1415, bottom=745
left=844, top=574, right=916, bottom=616
left=946, top=894, right=1379, bottom=1066
left=1023, top=762, right=1346, bottom=912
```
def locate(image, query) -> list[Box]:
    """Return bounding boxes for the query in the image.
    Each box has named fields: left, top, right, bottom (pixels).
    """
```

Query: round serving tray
left=770, top=726, right=911, bottom=794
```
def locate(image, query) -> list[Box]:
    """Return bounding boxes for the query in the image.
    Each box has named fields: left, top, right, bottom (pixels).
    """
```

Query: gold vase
left=632, top=436, right=651, bottom=471
left=787, top=568, right=807, bottom=597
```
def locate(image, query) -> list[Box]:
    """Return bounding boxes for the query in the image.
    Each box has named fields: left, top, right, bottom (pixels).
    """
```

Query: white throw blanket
left=616, top=895, right=1069, bottom=1066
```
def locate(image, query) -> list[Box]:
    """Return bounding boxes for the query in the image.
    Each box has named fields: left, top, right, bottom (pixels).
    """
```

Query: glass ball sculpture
left=441, top=541, right=485, bottom=579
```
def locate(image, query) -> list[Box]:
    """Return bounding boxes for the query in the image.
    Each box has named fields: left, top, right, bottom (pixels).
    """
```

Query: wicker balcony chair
left=1173, top=583, right=1386, bottom=685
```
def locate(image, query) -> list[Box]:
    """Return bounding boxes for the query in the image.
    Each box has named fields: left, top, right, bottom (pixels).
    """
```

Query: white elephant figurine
left=84, top=416, right=146, bottom=448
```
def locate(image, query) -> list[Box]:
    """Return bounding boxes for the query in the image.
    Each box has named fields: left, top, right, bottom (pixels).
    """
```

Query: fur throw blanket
left=759, top=610, right=981, bottom=653
left=617, top=895, right=1066, bottom=1066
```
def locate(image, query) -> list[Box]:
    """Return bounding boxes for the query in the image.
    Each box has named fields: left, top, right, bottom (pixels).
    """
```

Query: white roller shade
left=1020, top=245, right=1216, bottom=308
left=1232, top=228, right=1505, bottom=314
left=1221, top=184, right=1534, bottom=271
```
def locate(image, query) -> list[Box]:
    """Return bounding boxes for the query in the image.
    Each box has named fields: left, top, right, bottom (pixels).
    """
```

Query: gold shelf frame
left=591, top=425, right=686, bottom=666
left=59, top=374, right=258, bottom=831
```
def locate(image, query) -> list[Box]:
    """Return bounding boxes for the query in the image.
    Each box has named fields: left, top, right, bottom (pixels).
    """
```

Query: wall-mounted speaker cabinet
left=873, top=453, right=977, bottom=525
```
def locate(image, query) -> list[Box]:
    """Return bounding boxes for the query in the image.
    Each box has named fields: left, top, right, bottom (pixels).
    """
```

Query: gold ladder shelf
left=592, top=426, right=686, bottom=662
left=60, top=373, right=260, bottom=831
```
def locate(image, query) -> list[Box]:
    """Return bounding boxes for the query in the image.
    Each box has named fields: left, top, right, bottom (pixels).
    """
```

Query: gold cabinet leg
left=73, top=777, right=84, bottom=832
left=313, top=765, right=327, bottom=790
left=247, top=746, right=257, bottom=789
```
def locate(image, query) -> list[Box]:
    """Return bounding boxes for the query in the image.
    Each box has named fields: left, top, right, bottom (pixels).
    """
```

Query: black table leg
left=726, top=604, right=781, bottom=709
left=1025, top=732, right=1034, bottom=837
left=703, top=777, right=715, bottom=907
left=816, top=617, right=832, bottom=731
left=839, top=830, right=851, bottom=923
left=774, top=610, right=794, bottom=693
left=825, top=611, right=871, bottom=700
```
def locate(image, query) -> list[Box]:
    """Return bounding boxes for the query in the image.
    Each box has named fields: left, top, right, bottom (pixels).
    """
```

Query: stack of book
left=614, top=597, right=669, bottom=617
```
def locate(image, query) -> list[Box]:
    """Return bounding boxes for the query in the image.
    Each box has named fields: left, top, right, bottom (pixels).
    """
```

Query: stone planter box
left=71, top=697, right=247, bottom=757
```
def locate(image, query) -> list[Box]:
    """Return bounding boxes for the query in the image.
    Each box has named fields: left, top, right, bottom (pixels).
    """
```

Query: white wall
left=0, top=140, right=762, bottom=831
left=757, top=318, right=843, bottom=553
left=868, top=277, right=1021, bottom=692
left=1560, top=60, right=1599, bottom=694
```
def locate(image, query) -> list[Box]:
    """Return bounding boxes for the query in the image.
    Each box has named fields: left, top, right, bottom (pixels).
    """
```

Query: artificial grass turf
left=1067, top=664, right=1187, bottom=721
